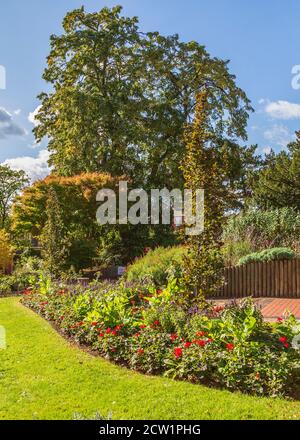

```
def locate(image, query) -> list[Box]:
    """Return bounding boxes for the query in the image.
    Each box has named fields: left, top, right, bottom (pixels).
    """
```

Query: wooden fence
left=218, top=259, right=300, bottom=298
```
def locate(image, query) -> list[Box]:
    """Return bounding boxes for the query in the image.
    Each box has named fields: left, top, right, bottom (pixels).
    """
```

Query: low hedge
left=238, top=247, right=296, bottom=266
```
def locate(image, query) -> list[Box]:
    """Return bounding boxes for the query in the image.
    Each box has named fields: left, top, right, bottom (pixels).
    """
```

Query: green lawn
left=1, top=297, right=300, bottom=420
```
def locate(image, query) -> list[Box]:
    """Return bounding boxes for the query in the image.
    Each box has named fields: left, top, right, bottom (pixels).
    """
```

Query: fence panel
left=218, top=259, right=300, bottom=298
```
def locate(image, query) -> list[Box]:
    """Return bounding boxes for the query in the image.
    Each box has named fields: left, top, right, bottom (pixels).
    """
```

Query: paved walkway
left=211, top=298, right=300, bottom=320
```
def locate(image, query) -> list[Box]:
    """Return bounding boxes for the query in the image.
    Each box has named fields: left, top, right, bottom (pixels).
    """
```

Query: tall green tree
left=34, top=5, right=252, bottom=188
left=253, top=131, right=300, bottom=210
left=0, top=165, right=28, bottom=229
left=40, top=188, right=70, bottom=276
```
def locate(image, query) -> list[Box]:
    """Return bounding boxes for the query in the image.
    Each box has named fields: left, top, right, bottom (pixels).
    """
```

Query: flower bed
left=21, top=279, right=300, bottom=397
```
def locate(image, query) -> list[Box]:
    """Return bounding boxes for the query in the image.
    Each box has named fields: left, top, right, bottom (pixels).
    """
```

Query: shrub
left=0, top=275, right=15, bottom=295
left=125, top=246, right=186, bottom=286
left=238, top=247, right=296, bottom=266
left=21, top=280, right=300, bottom=397
left=0, top=229, right=13, bottom=274
left=223, top=207, right=300, bottom=265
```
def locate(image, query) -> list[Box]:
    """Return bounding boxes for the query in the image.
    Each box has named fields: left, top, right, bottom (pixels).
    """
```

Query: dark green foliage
left=253, top=131, right=300, bottom=210
left=0, top=164, right=28, bottom=229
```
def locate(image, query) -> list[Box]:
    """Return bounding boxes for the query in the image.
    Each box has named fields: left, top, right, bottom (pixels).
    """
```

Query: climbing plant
left=181, top=90, right=228, bottom=301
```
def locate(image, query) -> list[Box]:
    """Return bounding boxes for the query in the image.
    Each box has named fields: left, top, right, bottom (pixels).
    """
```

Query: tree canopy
left=34, top=5, right=252, bottom=188
left=253, top=131, right=300, bottom=210
left=0, top=164, right=29, bottom=229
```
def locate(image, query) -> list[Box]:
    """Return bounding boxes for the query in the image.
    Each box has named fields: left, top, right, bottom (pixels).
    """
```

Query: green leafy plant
left=223, top=207, right=300, bottom=265
left=238, top=247, right=296, bottom=266
left=20, top=283, right=300, bottom=397
left=125, top=246, right=185, bottom=286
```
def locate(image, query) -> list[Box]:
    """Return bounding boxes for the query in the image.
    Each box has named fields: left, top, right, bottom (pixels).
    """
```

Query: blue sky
left=1, top=0, right=300, bottom=179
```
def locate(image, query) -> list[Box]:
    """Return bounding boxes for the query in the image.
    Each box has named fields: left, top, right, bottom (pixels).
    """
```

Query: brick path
left=260, top=299, right=300, bottom=319
left=211, top=298, right=300, bottom=320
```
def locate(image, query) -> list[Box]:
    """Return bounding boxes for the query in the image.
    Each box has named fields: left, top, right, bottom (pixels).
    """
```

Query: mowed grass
left=1, top=298, right=300, bottom=420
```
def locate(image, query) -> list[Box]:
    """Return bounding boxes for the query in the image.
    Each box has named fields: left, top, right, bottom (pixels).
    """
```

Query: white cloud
left=263, top=124, right=294, bottom=148
left=263, top=147, right=272, bottom=155
left=14, top=109, right=21, bottom=115
left=264, top=100, right=300, bottom=119
left=0, top=107, right=26, bottom=138
left=28, top=105, right=41, bottom=126
left=2, top=149, right=51, bottom=182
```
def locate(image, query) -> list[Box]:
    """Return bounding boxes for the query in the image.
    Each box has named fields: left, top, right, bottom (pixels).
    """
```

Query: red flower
left=174, top=347, right=183, bottom=358
left=156, top=289, right=162, bottom=295
left=284, top=342, right=289, bottom=348
left=78, top=321, right=84, bottom=326
left=134, top=332, right=141, bottom=338
left=207, top=338, right=214, bottom=343
left=106, top=327, right=112, bottom=334
left=111, top=330, right=117, bottom=336
left=277, top=317, right=283, bottom=322
left=279, top=336, right=287, bottom=343
left=91, top=322, right=98, bottom=326
left=184, top=341, right=192, bottom=348
left=170, top=333, right=178, bottom=341
left=193, top=339, right=206, bottom=347
left=153, top=320, right=160, bottom=326
left=115, top=325, right=122, bottom=330
left=98, top=332, right=104, bottom=337
left=226, top=343, right=234, bottom=351
left=137, top=348, right=144, bottom=355
left=196, top=331, right=206, bottom=337
left=139, top=324, right=146, bottom=329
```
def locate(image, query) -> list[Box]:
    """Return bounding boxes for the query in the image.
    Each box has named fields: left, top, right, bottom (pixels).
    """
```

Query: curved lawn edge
left=0, top=297, right=300, bottom=420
